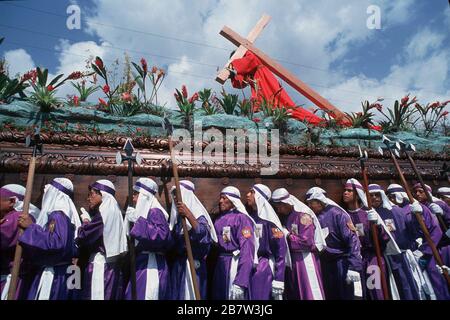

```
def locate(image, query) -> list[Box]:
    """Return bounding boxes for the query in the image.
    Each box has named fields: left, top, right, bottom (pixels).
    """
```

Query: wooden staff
left=381, top=137, right=450, bottom=286
left=358, top=146, right=390, bottom=300
left=8, top=129, right=42, bottom=300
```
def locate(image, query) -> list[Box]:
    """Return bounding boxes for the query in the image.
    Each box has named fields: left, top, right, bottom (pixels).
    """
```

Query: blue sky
left=1, top=0, right=449, bottom=112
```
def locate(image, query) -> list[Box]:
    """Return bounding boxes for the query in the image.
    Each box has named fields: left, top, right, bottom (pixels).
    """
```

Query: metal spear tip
left=115, top=151, right=122, bottom=165
left=378, top=146, right=384, bottom=155
left=394, top=149, right=400, bottom=158
left=409, top=143, right=416, bottom=152
left=123, top=138, right=135, bottom=157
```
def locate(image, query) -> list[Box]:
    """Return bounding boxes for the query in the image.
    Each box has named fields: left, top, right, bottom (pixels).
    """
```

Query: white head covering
left=220, top=186, right=259, bottom=265
left=386, top=184, right=409, bottom=205
left=36, top=178, right=81, bottom=237
left=272, top=188, right=326, bottom=251
left=345, top=178, right=368, bottom=208
left=1, top=184, right=41, bottom=219
left=368, top=184, right=393, bottom=210
left=252, top=184, right=292, bottom=268
left=170, top=180, right=217, bottom=243
left=345, top=179, right=401, bottom=255
left=305, top=187, right=349, bottom=216
left=437, top=187, right=450, bottom=200
left=90, top=179, right=127, bottom=258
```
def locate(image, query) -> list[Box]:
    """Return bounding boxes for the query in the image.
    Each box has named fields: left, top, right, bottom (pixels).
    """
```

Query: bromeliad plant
left=218, top=88, right=239, bottom=115
left=132, top=58, right=166, bottom=106
left=376, top=94, right=417, bottom=133
left=413, top=100, right=450, bottom=137
left=71, top=79, right=99, bottom=102
left=25, top=67, right=83, bottom=112
left=198, top=88, right=219, bottom=115
left=0, top=72, right=28, bottom=103
left=174, top=85, right=199, bottom=131
left=345, top=100, right=378, bottom=129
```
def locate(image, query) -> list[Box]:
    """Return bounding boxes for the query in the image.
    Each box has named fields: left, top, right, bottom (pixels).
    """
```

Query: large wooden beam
left=219, top=26, right=349, bottom=122
left=215, top=14, right=271, bottom=84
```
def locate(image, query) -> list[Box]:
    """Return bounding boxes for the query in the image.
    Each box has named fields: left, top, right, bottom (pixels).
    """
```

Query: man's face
left=370, top=192, right=382, bottom=209
left=307, top=200, right=324, bottom=215
left=132, top=191, right=139, bottom=206
left=219, top=195, right=234, bottom=213
left=0, top=197, right=15, bottom=216
left=87, top=188, right=102, bottom=211
left=272, top=202, right=292, bottom=217
left=343, top=188, right=355, bottom=204
left=414, top=188, right=427, bottom=203
left=246, top=189, right=256, bottom=209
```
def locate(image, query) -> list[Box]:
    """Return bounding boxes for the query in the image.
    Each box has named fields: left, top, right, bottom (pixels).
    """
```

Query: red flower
left=73, top=95, right=79, bottom=106
left=174, top=92, right=181, bottom=102
left=151, top=66, right=158, bottom=74
left=136, top=127, right=142, bottom=133
left=47, top=85, right=54, bottom=92
left=156, top=69, right=165, bottom=83
left=253, top=118, right=261, bottom=123
left=369, top=125, right=382, bottom=131
left=21, top=69, right=37, bottom=83
left=121, top=92, right=132, bottom=102
left=429, top=101, right=440, bottom=109
left=442, top=111, right=449, bottom=117
left=68, top=71, right=83, bottom=80
left=95, top=57, right=104, bottom=69
left=401, top=94, right=409, bottom=106
left=181, top=85, right=188, bottom=99
left=441, top=100, right=450, bottom=107
left=98, top=98, right=108, bottom=106
left=102, top=84, right=110, bottom=94
left=189, top=92, right=199, bottom=104
left=140, top=58, right=148, bottom=74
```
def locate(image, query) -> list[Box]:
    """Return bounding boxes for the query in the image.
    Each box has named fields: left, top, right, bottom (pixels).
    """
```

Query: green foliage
left=345, top=100, right=376, bottom=129
left=218, top=88, right=239, bottom=115
left=198, top=88, right=219, bottom=115
left=71, top=81, right=100, bottom=101
left=0, top=73, right=28, bottom=103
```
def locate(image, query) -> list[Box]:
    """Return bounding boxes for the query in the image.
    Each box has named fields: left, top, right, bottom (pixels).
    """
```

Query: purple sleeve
left=269, top=225, right=287, bottom=282
left=414, top=205, right=443, bottom=256
left=130, top=208, right=171, bottom=248
left=75, top=213, right=103, bottom=247
left=338, top=212, right=363, bottom=272
left=437, top=201, right=450, bottom=227
left=0, top=212, right=20, bottom=250
left=289, top=213, right=316, bottom=252
left=189, top=216, right=212, bottom=243
left=233, top=215, right=255, bottom=289
left=19, top=211, right=69, bottom=252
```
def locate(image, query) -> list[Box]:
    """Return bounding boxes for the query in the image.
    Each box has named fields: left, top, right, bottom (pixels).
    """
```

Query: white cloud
left=3, top=49, right=35, bottom=78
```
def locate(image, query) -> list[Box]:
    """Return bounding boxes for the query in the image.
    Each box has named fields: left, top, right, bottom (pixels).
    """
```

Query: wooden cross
left=216, top=14, right=348, bottom=122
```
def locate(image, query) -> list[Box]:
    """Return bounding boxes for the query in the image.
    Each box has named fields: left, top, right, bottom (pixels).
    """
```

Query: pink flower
left=181, top=85, right=188, bottom=99
left=429, top=102, right=440, bottom=109
left=102, top=84, right=110, bottom=94
left=73, top=95, right=79, bottom=106
left=189, top=92, right=199, bottom=104
left=401, top=94, right=410, bottom=106
left=47, top=85, right=54, bottom=92
left=151, top=66, right=158, bottom=74
left=253, top=117, right=261, bottom=123
left=442, top=111, right=449, bottom=117
left=136, top=127, right=142, bottom=133
left=140, top=58, right=148, bottom=74
left=121, top=92, right=132, bottom=102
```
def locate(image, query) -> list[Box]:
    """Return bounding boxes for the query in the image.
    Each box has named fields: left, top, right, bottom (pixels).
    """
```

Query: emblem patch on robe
left=255, top=224, right=263, bottom=238
left=291, top=224, right=299, bottom=235
left=384, top=219, right=396, bottom=232
left=355, top=223, right=365, bottom=237
left=271, top=227, right=284, bottom=239
left=300, top=214, right=313, bottom=226
left=48, top=220, right=56, bottom=233
left=242, top=227, right=252, bottom=239
left=222, top=226, right=231, bottom=243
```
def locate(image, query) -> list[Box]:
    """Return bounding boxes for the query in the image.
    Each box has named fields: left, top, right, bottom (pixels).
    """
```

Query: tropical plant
left=413, top=100, right=450, bottom=137
left=345, top=100, right=378, bottom=129
left=198, top=88, right=219, bottom=115
left=0, top=73, right=28, bottom=103
left=132, top=57, right=166, bottom=106
left=217, top=88, right=239, bottom=115
left=237, top=98, right=254, bottom=120
left=376, top=94, right=417, bottom=133
left=174, top=85, right=198, bottom=131
left=71, top=80, right=99, bottom=102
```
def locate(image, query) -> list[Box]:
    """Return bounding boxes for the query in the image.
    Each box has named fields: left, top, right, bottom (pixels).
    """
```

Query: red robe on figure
left=230, top=51, right=324, bottom=125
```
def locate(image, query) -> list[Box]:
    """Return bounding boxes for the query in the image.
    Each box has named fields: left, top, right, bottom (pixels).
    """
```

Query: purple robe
left=75, top=211, right=123, bottom=300
left=248, top=213, right=287, bottom=300
left=347, top=207, right=390, bottom=300
left=19, top=210, right=76, bottom=300
left=170, top=215, right=212, bottom=300
left=124, top=208, right=172, bottom=300
left=283, top=210, right=324, bottom=300
left=212, top=208, right=255, bottom=300
left=317, top=205, right=363, bottom=300
left=375, top=205, right=421, bottom=300
left=0, top=209, right=34, bottom=300
left=410, top=203, right=450, bottom=300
